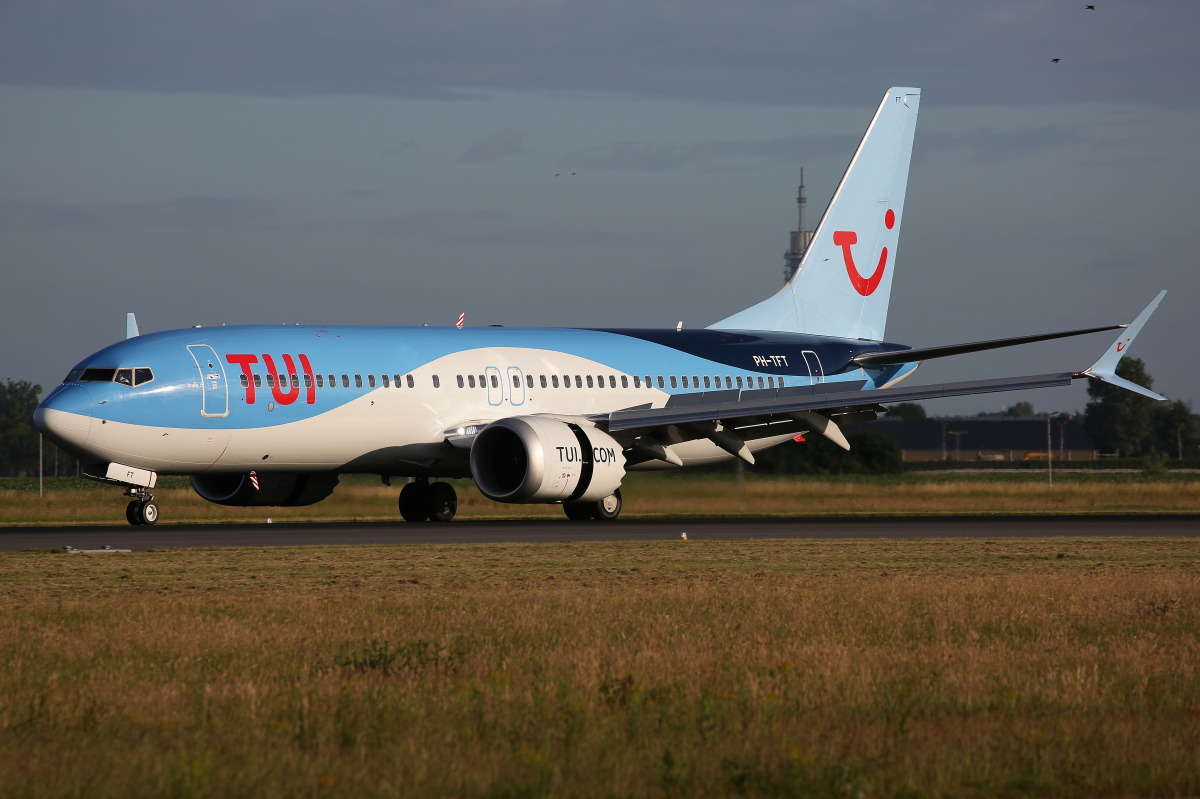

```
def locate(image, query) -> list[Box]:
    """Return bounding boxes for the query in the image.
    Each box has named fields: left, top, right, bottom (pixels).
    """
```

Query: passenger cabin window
left=368, top=375, right=376, bottom=388
left=393, top=374, right=401, bottom=387
left=621, top=376, right=628, bottom=388
left=406, top=375, right=414, bottom=388
left=254, top=374, right=262, bottom=388
left=633, top=376, right=641, bottom=388
left=736, top=376, right=743, bottom=389
left=681, top=376, right=689, bottom=388
left=552, top=375, right=559, bottom=388
left=670, top=376, right=678, bottom=389
left=657, top=376, right=665, bottom=388
left=432, top=375, right=440, bottom=388
left=540, top=375, right=547, bottom=388
left=468, top=375, right=476, bottom=388
left=490, top=375, right=499, bottom=388
left=757, top=377, right=764, bottom=389
left=527, top=375, right=534, bottom=388
left=353, top=375, right=361, bottom=388
left=703, top=376, right=711, bottom=389
left=240, top=374, right=249, bottom=388
left=327, top=374, right=335, bottom=387
left=725, top=376, right=733, bottom=389
left=342, top=374, right=350, bottom=388
left=316, top=374, right=324, bottom=388
left=457, top=375, right=465, bottom=388
left=575, top=375, right=583, bottom=388
left=290, top=373, right=299, bottom=388
left=382, top=374, right=390, bottom=388
left=609, top=376, right=617, bottom=388
left=513, top=374, right=520, bottom=388
left=586, top=375, right=594, bottom=388
left=267, top=374, right=276, bottom=388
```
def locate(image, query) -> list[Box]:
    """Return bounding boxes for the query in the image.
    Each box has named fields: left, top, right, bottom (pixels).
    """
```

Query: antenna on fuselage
left=126, top=313, right=140, bottom=339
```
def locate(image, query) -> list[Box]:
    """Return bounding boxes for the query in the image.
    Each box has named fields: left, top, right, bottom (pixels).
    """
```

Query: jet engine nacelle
left=189, top=472, right=340, bottom=507
left=470, top=417, right=625, bottom=504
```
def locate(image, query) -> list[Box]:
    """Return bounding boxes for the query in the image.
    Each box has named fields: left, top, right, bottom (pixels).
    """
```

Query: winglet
left=1081, top=290, right=1167, bottom=401
left=126, top=313, right=140, bottom=339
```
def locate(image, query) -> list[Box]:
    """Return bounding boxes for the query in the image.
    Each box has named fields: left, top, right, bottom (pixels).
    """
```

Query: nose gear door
left=187, top=344, right=230, bottom=417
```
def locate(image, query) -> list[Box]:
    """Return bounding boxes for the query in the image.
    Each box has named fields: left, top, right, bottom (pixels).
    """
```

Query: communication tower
left=783, top=168, right=813, bottom=283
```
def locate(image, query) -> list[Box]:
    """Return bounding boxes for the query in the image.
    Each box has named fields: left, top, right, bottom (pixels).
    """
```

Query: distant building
left=783, top=168, right=813, bottom=284
left=846, top=416, right=1099, bottom=462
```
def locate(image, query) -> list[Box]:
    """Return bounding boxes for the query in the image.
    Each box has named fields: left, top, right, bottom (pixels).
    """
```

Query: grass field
left=1, top=537, right=1198, bottom=797
left=4, top=472, right=1200, bottom=525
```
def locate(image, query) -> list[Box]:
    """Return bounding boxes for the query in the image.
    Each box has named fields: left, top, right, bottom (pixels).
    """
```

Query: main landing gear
left=563, top=489, right=622, bottom=521
left=398, top=479, right=458, bottom=522
left=124, top=488, right=159, bottom=526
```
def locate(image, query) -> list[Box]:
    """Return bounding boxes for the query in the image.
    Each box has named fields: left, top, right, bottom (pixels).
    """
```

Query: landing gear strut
left=124, top=488, right=159, bottom=526
left=563, top=488, right=622, bottom=521
left=398, top=479, right=458, bottom=522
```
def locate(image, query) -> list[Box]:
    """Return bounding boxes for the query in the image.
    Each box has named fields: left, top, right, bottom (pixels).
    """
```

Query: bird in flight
left=1085, top=5, right=1095, bottom=9
left=1051, top=58, right=1061, bottom=63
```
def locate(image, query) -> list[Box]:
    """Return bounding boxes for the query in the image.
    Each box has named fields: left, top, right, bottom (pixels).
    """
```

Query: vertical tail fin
left=710, top=87, right=921, bottom=340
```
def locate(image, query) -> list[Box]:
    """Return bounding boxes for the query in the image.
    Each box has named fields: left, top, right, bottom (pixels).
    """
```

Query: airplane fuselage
left=36, top=324, right=912, bottom=476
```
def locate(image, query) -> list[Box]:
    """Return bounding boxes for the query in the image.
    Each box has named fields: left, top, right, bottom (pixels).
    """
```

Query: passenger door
left=507, top=366, right=525, bottom=406
left=187, top=344, right=230, bottom=417
left=485, top=366, right=503, bottom=406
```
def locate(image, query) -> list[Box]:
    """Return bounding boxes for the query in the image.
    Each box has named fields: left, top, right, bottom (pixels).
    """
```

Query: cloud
left=918, top=125, right=1089, bottom=164
left=0, top=197, right=277, bottom=231
left=368, top=208, right=509, bottom=235
left=383, top=139, right=418, bottom=157
left=1, top=1, right=1198, bottom=108
left=456, top=130, right=527, bottom=165
left=566, top=134, right=854, bottom=173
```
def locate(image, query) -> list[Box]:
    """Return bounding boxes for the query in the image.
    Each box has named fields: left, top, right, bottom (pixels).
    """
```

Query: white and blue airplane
left=34, top=87, right=1167, bottom=526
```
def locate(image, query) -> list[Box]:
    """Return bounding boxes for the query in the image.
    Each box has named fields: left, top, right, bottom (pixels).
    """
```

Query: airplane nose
left=34, top=384, right=94, bottom=450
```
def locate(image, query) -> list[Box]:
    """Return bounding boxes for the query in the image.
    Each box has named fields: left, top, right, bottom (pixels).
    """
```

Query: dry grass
left=1, top=538, right=1198, bottom=797
left=4, top=473, right=1200, bottom=525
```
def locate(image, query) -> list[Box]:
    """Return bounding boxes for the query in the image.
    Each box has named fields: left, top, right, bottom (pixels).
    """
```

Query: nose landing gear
left=124, top=488, right=159, bottom=525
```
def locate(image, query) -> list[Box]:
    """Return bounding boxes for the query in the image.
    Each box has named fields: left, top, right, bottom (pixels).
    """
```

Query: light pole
left=948, top=431, right=967, bottom=461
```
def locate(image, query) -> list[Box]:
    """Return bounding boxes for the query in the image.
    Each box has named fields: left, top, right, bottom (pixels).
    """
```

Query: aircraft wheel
left=563, top=502, right=592, bottom=521
left=428, top=482, right=458, bottom=523
left=139, top=501, right=159, bottom=526
left=591, top=489, right=622, bottom=521
left=398, top=481, right=431, bottom=522
left=126, top=500, right=144, bottom=526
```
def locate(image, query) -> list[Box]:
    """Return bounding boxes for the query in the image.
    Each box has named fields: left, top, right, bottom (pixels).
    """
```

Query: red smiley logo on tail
left=835, top=209, right=894, bottom=297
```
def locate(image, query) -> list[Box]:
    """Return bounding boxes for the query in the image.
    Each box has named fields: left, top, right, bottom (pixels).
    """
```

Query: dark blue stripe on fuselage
left=587, top=328, right=910, bottom=376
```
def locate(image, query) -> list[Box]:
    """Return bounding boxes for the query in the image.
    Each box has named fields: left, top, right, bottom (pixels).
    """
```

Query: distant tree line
left=0, top=379, right=78, bottom=478
left=1083, top=358, right=1198, bottom=458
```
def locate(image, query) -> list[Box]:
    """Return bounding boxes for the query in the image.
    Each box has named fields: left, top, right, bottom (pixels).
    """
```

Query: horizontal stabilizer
left=853, top=324, right=1126, bottom=367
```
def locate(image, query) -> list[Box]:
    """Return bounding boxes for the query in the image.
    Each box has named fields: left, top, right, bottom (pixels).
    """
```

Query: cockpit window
left=115, top=369, right=134, bottom=386
left=134, top=368, right=154, bottom=386
left=80, top=368, right=117, bottom=382
left=64, top=368, right=83, bottom=382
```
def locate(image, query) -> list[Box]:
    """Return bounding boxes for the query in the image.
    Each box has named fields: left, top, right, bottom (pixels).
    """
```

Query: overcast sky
left=2, top=0, right=1197, bottom=416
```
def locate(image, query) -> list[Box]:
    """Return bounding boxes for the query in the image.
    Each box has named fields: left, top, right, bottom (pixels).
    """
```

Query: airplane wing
left=597, top=293, right=1167, bottom=464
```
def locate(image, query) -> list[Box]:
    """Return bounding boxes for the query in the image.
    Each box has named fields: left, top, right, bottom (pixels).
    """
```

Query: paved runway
left=2, top=515, right=1197, bottom=551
